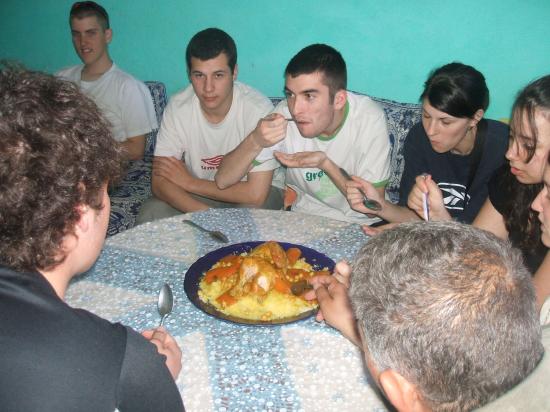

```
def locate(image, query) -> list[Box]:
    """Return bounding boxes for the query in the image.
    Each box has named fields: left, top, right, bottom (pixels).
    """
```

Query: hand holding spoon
left=339, top=168, right=382, bottom=211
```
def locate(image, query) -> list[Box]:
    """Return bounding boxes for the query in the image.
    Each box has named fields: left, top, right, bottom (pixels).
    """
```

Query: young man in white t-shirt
left=215, top=44, right=391, bottom=224
left=56, top=1, right=157, bottom=161
left=137, top=28, right=283, bottom=223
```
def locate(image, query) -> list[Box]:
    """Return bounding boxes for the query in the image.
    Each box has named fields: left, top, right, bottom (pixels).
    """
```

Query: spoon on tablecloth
left=157, top=283, right=174, bottom=326
left=183, top=220, right=229, bottom=243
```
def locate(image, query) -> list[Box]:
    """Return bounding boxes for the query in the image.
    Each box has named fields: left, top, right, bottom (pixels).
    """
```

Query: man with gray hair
left=311, top=221, right=549, bottom=411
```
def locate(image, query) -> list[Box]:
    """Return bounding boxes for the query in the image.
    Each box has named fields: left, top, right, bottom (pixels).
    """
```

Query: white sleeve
left=154, top=99, right=186, bottom=158
left=119, top=80, right=158, bottom=140
left=355, top=110, right=391, bottom=186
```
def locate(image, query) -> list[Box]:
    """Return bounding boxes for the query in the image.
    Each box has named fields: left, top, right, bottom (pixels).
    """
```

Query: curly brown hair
left=0, top=64, right=124, bottom=272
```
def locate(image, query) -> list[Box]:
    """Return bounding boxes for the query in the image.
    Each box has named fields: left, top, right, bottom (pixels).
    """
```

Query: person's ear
left=75, top=204, right=92, bottom=234
left=232, top=63, right=239, bottom=81
left=471, top=109, right=484, bottom=126
left=105, top=28, right=113, bottom=44
left=334, top=89, right=347, bottom=110
left=379, top=369, right=429, bottom=412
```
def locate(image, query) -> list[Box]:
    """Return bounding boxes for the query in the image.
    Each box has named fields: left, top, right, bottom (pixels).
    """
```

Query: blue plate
left=184, top=241, right=335, bottom=326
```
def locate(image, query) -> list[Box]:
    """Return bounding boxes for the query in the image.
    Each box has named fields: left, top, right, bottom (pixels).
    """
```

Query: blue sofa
left=107, top=81, right=168, bottom=236
left=107, top=88, right=421, bottom=236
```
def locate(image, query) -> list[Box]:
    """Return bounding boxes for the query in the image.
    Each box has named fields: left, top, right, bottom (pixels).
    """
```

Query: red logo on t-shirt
left=202, top=155, right=223, bottom=170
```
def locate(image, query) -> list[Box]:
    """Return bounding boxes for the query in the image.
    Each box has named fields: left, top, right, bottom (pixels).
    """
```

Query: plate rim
left=183, top=240, right=335, bottom=326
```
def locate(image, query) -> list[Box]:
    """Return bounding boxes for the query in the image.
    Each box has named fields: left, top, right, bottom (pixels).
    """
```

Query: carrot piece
left=286, top=247, right=302, bottom=266
left=204, top=264, right=239, bottom=283
left=216, top=292, right=238, bottom=307
left=274, top=277, right=292, bottom=294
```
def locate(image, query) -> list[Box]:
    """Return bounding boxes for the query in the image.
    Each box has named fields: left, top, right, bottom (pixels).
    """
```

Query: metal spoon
left=339, top=167, right=382, bottom=211
left=183, top=220, right=229, bottom=243
left=157, top=283, right=174, bottom=326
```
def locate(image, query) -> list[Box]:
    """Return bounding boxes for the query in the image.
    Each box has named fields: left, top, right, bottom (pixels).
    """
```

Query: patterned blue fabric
left=107, top=81, right=168, bottom=236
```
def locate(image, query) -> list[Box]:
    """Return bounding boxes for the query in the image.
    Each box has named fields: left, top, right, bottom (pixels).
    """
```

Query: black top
left=399, top=120, right=509, bottom=223
left=0, top=266, right=184, bottom=412
left=488, top=165, right=546, bottom=274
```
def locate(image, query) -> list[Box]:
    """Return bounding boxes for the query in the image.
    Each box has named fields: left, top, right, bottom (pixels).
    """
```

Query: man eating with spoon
left=215, top=43, right=391, bottom=224
left=0, top=65, right=184, bottom=411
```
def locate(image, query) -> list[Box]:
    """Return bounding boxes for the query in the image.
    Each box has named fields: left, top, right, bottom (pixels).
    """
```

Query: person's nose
left=505, top=139, right=519, bottom=161
left=532, top=187, right=545, bottom=213
left=292, top=96, right=306, bottom=117
left=204, top=76, right=214, bottom=93
left=425, top=119, right=437, bottom=137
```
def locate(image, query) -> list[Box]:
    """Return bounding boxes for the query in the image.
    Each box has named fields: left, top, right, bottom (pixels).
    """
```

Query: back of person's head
left=0, top=64, right=124, bottom=273
left=185, top=28, right=237, bottom=73
left=350, top=220, right=543, bottom=411
left=511, top=74, right=550, bottom=160
left=285, top=44, right=347, bottom=101
left=69, top=1, right=109, bottom=30
left=421, top=62, right=489, bottom=118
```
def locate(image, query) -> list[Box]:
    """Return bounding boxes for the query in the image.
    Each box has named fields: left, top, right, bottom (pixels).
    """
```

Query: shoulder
left=485, top=119, right=510, bottom=144
left=234, top=81, right=273, bottom=111
left=404, top=122, right=428, bottom=147
left=165, top=84, right=197, bottom=111
left=108, top=64, right=149, bottom=92
left=55, top=64, right=82, bottom=80
left=346, top=92, right=385, bottom=119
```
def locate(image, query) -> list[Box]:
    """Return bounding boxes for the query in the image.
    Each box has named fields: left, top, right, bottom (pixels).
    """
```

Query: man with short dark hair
left=57, top=1, right=157, bottom=160
left=0, top=66, right=183, bottom=411
left=216, top=43, right=391, bottom=224
left=311, top=221, right=549, bottom=411
left=137, top=28, right=283, bottom=223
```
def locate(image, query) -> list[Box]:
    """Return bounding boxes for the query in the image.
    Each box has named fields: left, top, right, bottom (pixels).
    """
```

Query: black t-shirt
left=488, top=165, right=546, bottom=273
left=0, top=266, right=184, bottom=412
left=399, top=120, right=509, bottom=223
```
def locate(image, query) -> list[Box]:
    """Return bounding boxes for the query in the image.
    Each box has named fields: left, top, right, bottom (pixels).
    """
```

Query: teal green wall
left=2, top=0, right=550, bottom=118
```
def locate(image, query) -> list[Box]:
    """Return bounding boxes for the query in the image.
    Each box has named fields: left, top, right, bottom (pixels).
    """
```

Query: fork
left=183, top=220, right=229, bottom=243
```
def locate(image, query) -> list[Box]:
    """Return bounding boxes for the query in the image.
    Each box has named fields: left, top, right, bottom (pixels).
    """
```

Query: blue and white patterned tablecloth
left=66, top=208, right=389, bottom=412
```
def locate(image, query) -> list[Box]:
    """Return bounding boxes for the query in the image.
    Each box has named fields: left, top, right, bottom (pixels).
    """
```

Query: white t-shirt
left=56, top=63, right=157, bottom=142
left=155, top=81, right=283, bottom=187
left=256, top=92, right=391, bottom=224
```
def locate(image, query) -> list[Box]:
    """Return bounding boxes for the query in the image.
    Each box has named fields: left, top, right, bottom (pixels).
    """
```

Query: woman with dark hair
left=347, top=62, right=509, bottom=224
left=480, top=75, right=550, bottom=278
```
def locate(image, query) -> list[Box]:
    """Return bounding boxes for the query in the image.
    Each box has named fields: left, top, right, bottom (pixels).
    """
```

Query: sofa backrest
left=144, top=81, right=168, bottom=158
left=268, top=94, right=422, bottom=203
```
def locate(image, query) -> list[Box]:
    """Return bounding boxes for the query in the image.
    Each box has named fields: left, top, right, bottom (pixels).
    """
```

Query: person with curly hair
left=0, top=65, right=184, bottom=411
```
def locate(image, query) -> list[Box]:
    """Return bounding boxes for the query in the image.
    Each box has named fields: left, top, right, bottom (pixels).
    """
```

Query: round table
left=66, top=208, right=388, bottom=412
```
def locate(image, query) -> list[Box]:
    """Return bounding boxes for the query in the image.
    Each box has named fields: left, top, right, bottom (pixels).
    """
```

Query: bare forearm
left=121, top=135, right=146, bottom=160
left=378, top=202, right=421, bottom=223
left=187, top=178, right=268, bottom=206
left=215, top=133, right=262, bottom=189
left=152, top=176, right=209, bottom=212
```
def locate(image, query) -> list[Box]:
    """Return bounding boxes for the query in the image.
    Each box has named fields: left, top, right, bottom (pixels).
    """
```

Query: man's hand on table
left=153, top=156, right=193, bottom=190
left=142, top=326, right=182, bottom=380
